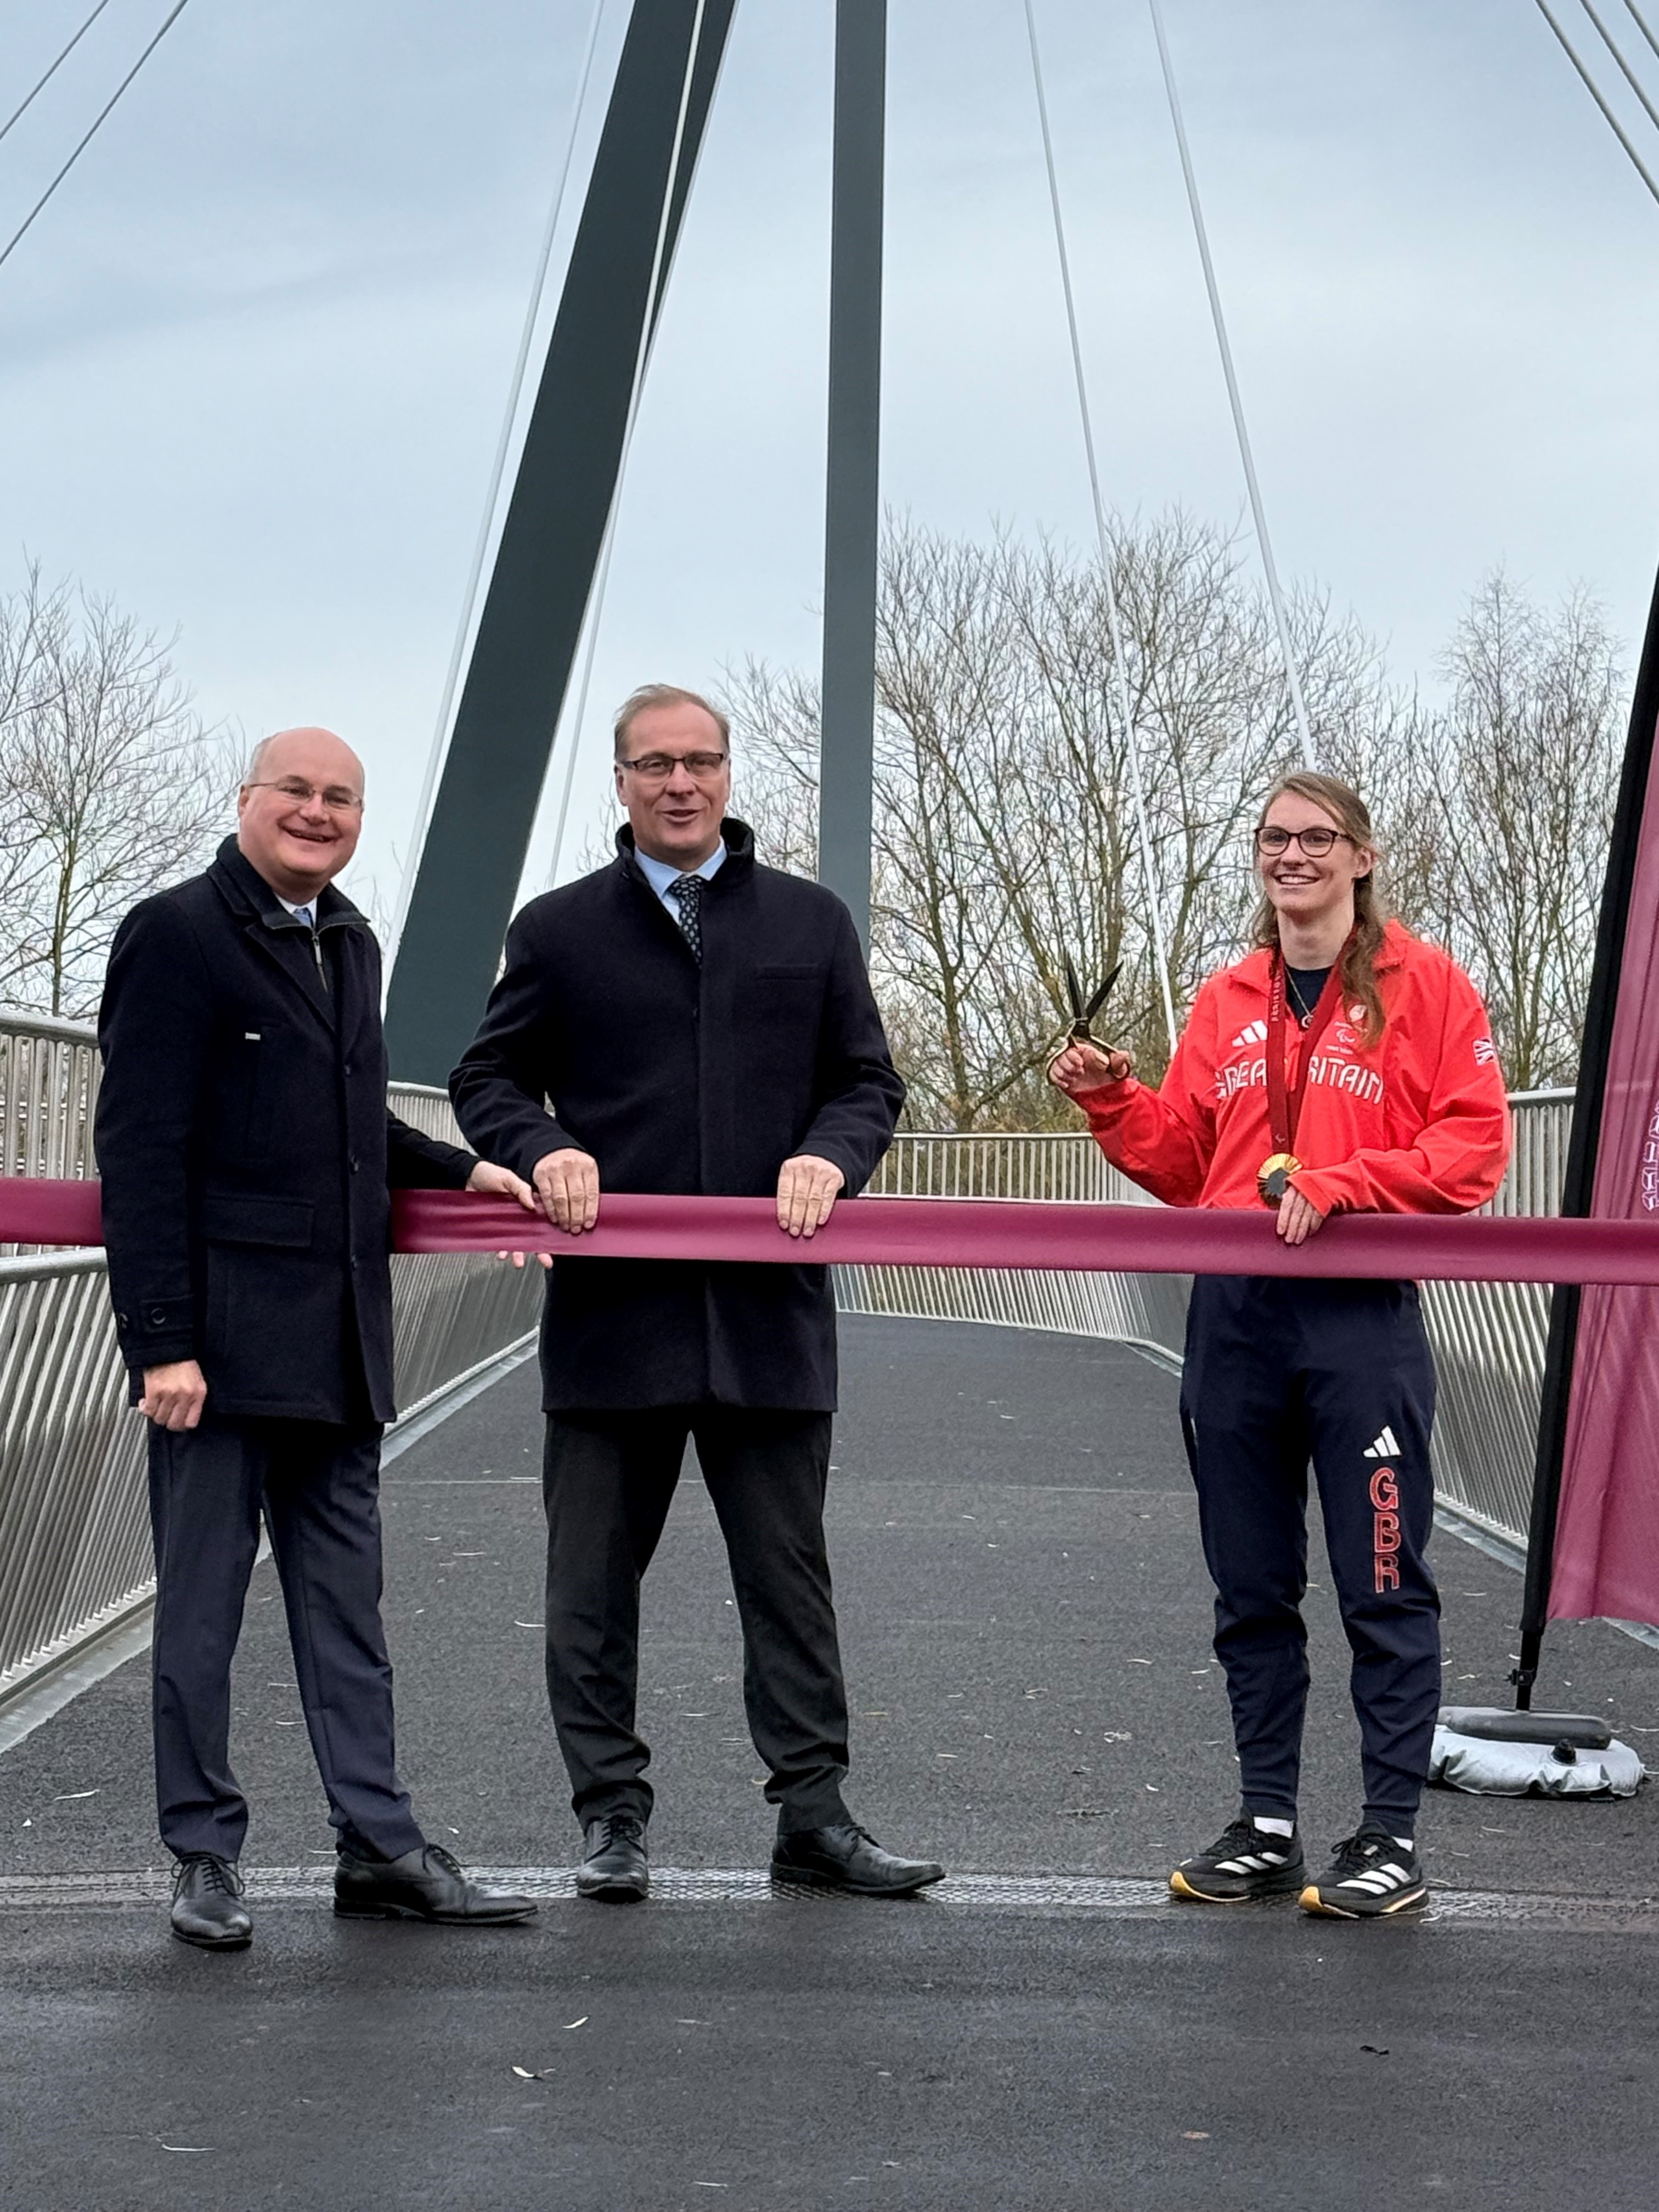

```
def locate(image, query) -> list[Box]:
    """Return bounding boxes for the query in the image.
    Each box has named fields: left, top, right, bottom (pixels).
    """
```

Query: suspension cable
left=1146, top=0, right=1316, bottom=774
left=1580, top=0, right=1659, bottom=134
left=546, top=0, right=710, bottom=888
left=1021, top=0, right=1178, bottom=1055
left=1628, top=0, right=1659, bottom=64
left=1534, top=0, right=1659, bottom=207
left=0, top=0, right=192, bottom=275
left=388, top=0, right=610, bottom=960
left=1624, top=0, right=1659, bottom=66
left=0, top=0, right=116, bottom=147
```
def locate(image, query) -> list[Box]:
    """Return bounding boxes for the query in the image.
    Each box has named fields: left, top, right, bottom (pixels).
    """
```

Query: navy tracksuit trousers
left=1180, top=1275, right=1441, bottom=1830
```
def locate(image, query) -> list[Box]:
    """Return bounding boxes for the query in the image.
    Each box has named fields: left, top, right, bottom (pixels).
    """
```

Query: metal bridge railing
left=0, top=1012, right=543, bottom=1706
left=0, top=996, right=1573, bottom=1702
left=0, top=1007, right=102, bottom=1209
left=845, top=1099, right=1575, bottom=1551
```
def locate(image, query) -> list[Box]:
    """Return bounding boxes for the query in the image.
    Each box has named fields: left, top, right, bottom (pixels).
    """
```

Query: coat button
left=149, top=1307, right=166, bottom=1324
left=349, top=1155, right=360, bottom=1173
left=343, top=1060, right=353, bottom=1076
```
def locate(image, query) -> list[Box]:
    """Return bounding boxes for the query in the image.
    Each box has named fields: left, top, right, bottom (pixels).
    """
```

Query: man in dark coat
left=97, top=725, right=538, bottom=1948
left=450, top=682, right=944, bottom=1902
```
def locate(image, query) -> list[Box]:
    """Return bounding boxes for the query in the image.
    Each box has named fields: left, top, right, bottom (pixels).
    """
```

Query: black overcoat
left=96, top=837, right=475, bottom=1424
left=449, top=820, right=904, bottom=1412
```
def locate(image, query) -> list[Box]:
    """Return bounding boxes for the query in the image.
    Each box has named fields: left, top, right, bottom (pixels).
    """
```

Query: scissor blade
left=1063, top=956, right=1085, bottom=1023
left=1084, top=963, right=1122, bottom=1024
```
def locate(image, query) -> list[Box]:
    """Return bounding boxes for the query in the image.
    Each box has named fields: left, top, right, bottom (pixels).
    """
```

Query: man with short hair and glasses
left=450, top=682, right=944, bottom=1902
left=97, top=725, right=540, bottom=1948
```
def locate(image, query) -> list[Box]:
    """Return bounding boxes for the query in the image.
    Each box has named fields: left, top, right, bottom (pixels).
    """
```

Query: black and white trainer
left=1169, top=1816, right=1306, bottom=1903
left=1299, top=1822, right=1427, bottom=1918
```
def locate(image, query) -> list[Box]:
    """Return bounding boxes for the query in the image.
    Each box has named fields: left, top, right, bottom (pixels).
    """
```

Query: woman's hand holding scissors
left=1048, top=1039, right=1132, bottom=1093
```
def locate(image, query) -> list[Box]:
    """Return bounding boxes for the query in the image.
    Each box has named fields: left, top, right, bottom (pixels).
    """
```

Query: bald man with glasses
left=97, top=727, right=539, bottom=1948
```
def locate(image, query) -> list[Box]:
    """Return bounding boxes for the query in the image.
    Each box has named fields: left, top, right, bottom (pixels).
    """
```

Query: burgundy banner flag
left=1517, top=563, right=1659, bottom=1679
left=1543, top=573, right=1659, bottom=1634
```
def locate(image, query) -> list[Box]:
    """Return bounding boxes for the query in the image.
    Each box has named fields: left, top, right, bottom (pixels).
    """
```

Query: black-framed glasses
left=245, top=777, right=364, bottom=814
left=618, top=751, right=729, bottom=782
left=1255, top=825, right=1354, bottom=857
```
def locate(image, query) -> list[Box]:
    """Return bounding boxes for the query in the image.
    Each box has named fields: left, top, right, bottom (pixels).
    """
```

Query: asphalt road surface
left=1, top=1316, right=1654, bottom=2210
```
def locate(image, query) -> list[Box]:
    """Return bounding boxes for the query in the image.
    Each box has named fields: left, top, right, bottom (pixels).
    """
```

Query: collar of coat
left=613, top=815, right=757, bottom=883
left=209, top=833, right=370, bottom=937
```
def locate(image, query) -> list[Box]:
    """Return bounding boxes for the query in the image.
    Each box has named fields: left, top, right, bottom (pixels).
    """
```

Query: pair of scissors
left=1063, top=957, right=1121, bottom=1048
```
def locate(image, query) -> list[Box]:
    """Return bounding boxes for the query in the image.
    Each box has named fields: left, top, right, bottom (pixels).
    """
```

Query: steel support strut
left=816, top=0, right=887, bottom=949
left=385, top=0, right=737, bottom=1084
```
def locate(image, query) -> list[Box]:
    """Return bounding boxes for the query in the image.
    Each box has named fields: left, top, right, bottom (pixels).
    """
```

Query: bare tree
left=1419, top=574, right=1622, bottom=1090
left=0, top=566, right=230, bottom=1018
left=726, top=511, right=1398, bottom=1126
left=596, top=531, right=1622, bottom=1128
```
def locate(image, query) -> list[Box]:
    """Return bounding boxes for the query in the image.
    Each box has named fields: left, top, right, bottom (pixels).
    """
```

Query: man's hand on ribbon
left=142, top=1358, right=207, bottom=1431
left=776, top=1154, right=845, bottom=1239
left=1048, top=1040, right=1132, bottom=1094
left=467, top=1158, right=552, bottom=1269
left=532, top=1147, right=601, bottom=1237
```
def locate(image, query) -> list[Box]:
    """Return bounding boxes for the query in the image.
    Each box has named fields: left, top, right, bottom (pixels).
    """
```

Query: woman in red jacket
left=1051, top=772, right=1510, bottom=1917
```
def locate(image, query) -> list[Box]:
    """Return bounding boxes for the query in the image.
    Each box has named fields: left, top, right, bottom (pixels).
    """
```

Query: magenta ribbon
left=10, top=1177, right=1659, bottom=1285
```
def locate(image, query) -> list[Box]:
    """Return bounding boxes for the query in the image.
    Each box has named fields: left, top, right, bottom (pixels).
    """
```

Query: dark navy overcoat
left=96, top=838, right=473, bottom=1424
left=449, top=820, right=904, bottom=1413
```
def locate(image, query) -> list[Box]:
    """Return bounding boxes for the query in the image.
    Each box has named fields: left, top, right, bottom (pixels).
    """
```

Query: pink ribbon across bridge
left=8, top=1177, right=1659, bottom=1283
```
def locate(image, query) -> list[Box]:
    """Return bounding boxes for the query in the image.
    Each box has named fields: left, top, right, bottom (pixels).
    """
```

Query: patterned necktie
left=667, top=873, right=704, bottom=962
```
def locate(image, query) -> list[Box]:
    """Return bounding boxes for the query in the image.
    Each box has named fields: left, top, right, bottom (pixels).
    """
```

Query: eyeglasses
left=1255, top=825, right=1354, bottom=857
left=245, top=777, right=364, bottom=815
left=617, top=751, right=729, bottom=783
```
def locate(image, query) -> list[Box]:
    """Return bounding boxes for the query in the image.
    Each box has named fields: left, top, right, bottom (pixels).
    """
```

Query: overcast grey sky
left=4, top=0, right=1657, bottom=921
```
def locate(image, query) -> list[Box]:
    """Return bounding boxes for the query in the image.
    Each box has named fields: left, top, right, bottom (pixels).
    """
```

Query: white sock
left=1251, top=1815, right=1295, bottom=1838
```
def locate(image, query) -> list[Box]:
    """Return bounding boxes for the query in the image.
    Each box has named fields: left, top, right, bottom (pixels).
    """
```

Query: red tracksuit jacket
left=1077, top=921, right=1512, bottom=1216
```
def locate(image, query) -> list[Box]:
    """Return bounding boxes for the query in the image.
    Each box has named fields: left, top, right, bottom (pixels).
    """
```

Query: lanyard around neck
left=1264, top=935, right=1353, bottom=1157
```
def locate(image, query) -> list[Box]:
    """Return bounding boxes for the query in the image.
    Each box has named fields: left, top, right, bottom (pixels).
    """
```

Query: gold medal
left=1257, top=1152, right=1302, bottom=1206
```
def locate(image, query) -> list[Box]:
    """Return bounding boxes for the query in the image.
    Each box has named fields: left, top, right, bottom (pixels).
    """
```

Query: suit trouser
left=1179, top=1276, right=1441, bottom=1830
left=147, top=1414, right=425, bottom=1863
left=542, top=1407, right=853, bottom=1832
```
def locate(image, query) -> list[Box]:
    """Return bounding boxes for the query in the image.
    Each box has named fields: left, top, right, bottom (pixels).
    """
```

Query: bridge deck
left=1, top=1317, right=1655, bottom=2209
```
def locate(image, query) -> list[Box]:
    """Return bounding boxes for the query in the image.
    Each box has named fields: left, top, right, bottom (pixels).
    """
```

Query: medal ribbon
left=1265, top=934, right=1356, bottom=1160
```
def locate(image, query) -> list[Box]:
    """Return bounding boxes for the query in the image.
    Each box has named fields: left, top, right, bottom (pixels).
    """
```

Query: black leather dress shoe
left=170, top=1853, right=253, bottom=1949
left=333, top=1842, right=537, bottom=1925
left=575, top=1813, right=650, bottom=1903
left=771, top=1823, right=945, bottom=1897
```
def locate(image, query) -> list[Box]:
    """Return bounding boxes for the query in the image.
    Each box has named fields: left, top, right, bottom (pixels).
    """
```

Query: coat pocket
left=201, top=1211, right=343, bottom=1409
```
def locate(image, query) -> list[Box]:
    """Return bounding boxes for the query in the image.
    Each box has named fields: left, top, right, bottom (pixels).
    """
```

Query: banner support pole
left=1513, top=558, right=1659, bottom=1708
